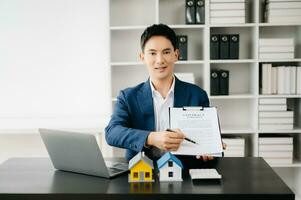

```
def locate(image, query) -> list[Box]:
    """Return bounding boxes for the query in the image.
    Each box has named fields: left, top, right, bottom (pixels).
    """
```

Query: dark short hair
left=140, top=24, right=178, bottom=52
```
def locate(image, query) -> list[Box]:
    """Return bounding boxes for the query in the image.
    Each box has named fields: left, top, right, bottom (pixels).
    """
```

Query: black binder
left=220, top=34, right=230, bottom=59
left=219, top=70, right=229, bottom=95
left=195, top=0, right=205, bottom=24
left=177, top=35, right=188, bottom=60
left=229, top=34, right=239, bottom=59
left=186, top=0, right=195, bottom=24
left=210, top=34, right=219, bottom=59
left=210, top=70, right=220, bottom=95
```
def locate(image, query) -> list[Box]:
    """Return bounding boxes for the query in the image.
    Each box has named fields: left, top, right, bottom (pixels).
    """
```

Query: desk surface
left=0, top=157, right=294, bottom=200
left=274, top=167, right=301, bottom=200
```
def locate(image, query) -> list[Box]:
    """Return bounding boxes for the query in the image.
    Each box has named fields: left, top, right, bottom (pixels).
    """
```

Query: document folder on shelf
left=177, top=35, right=188, bottom=60
left=229, top=34, right=239, bottom=59
left=219, top=70, right=229, bottom=95
left=220, top=34, right=230, bottom=59
left=169, top=107, right=223, bottom=156
left=186, top=0, right=196, bottom=24
left=210, top=70, right=220, bottom=95
left=210, top=34, right=220, bottom=59
left=195, top=0, right=205, bottom=24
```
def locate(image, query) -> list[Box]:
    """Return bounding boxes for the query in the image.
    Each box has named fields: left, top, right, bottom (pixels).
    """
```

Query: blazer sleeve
left=105, top=91, right=150, bottom=153
left=201, top=90, right=210, bottom=107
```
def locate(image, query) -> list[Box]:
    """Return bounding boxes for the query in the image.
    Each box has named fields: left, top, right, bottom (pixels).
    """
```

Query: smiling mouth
left=155, top=66, right=167, bottom=70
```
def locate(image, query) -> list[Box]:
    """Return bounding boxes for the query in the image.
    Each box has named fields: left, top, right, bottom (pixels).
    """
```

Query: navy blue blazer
left=105, top=77, right=209, bottom=160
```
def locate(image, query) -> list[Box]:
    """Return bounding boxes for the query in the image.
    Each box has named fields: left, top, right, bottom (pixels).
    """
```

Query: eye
left=164, top=51, right=171, bottom=54
left=149, top=52, right=156, bottom=56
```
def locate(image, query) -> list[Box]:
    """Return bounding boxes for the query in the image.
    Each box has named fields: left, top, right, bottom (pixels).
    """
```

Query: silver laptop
left=39, top=128, right=128, bottom=178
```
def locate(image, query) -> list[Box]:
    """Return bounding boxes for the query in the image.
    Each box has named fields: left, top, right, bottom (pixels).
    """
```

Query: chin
left=151, top=70, right=173, bottom=80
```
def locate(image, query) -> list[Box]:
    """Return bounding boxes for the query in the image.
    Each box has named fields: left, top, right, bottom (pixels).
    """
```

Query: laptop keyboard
left=108, top=167, right=125, bottom=174
left=106, top=161, right=128, bottom=170
left=112, top=163, right=128, bottom=170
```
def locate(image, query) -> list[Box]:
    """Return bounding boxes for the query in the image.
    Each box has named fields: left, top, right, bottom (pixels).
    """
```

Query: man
left=105, top=24, right=222, bottom=163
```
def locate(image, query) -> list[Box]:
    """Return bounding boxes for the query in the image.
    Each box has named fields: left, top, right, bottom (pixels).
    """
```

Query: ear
left=174, top=49, right=179, bottom=61
left=139, top=52, right=145, bottom=62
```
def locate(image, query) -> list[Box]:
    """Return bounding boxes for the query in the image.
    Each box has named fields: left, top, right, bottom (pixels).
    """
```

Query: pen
left=166, top=128, right=198, bottom=145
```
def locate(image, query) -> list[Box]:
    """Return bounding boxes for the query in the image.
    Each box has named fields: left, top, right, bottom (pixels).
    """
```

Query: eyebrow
left=147, top=48, right=172, bottom=52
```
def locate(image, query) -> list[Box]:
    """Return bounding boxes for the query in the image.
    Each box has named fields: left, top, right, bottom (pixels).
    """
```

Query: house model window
left=168, top=161, right=173, bottom=167
left=145, top=172, right=150, bottom=178
left=134, top=172, right=138, bottom=178
left=168, top=172, right=173, bottom=177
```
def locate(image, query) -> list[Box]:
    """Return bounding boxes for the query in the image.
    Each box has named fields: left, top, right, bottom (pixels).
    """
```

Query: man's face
left=140, top=36, right=179, bottom=81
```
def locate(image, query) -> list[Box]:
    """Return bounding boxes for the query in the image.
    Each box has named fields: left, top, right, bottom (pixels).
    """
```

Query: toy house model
left=157, top=152, right=183, bottom=182
left=128, top=152, right=154, bottom=182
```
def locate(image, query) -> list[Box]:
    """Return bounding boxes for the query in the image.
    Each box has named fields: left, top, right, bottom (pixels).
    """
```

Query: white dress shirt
left=150, top=77, right=175, bottom=131
left=148, top=77, right=175, bottom=158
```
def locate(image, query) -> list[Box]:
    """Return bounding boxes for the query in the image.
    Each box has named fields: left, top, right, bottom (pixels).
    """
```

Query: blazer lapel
left=174, top=77, right=190, bottom=107
left=137, top=79, right=155, bottom=131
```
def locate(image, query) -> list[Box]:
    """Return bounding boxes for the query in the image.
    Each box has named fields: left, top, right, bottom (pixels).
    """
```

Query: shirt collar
left=150, top=76, right=175, bottom=98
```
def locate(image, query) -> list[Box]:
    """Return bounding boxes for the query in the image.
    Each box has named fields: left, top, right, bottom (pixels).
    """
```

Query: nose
left=156, top=53, right=164, bottom=65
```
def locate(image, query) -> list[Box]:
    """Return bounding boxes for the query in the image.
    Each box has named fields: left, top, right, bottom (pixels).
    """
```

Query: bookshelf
left=110, top=0, right=301, bottom=167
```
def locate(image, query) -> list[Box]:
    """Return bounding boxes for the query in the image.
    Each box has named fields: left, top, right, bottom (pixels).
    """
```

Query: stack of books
left=259, top=98, right=294, bottom=130
left=209, top=0, right=246, bottom=24
left=261, top=64, right=301, bottom=94
left=265, top=0, right=301, bottom=24
left=222, top=137, right=245, bottom=157
left=259, top=135, right=293, bottom=165
left=175, top=73, right=195, bottom=84
left=259, top=38, right=295, bottom=59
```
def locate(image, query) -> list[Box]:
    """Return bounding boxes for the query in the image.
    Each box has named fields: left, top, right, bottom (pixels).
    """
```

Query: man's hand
left=146, top=128, right=184, bottom=151
left=196, top=141, right=227, bottom=161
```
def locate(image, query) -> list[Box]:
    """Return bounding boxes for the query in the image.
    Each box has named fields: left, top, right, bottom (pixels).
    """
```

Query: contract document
left=169, top=107, right=223, bottom=156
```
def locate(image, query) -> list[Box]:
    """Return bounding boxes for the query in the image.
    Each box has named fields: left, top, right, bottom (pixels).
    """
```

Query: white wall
left=0, top=0, right=110, bottom=128
left=0, top=134, right=48, bottom=164
left=0, top=0, right=110, bottom=163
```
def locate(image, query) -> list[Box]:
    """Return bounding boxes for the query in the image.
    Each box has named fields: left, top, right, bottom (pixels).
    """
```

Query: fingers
left=196, top=155, right=214, bottom=161
left=166, top=130, right=184, bottom=139
left=154, top=130, right=185, bottom=151
left=162, top=143, right=180, bottom=151
left=203, top=155, right=214, bottom=161
left=165, top=137, right=183, bottom=144
left=222, top=142, right=227, bottom=150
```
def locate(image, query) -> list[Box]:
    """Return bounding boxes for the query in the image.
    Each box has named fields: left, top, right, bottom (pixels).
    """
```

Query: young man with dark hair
left=105, top=24, right=222, bottom=163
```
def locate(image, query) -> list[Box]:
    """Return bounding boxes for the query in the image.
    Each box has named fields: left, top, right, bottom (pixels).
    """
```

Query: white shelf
left=259, top=23, right=301, bottom=27
left=259, top=95, right=301, bottom=98
left=221, top=127, right=256, bottom=134
left=210, top=59, right=255, bottom=63
left=210, top=23, right=256, bottom=28
left=259, top=128, right=301, bottom=134
left=259, top=58, right=301, bottom=63
left=176, top=60, right=204, bottom=64
left=210, top=94, right=255, bottom=99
